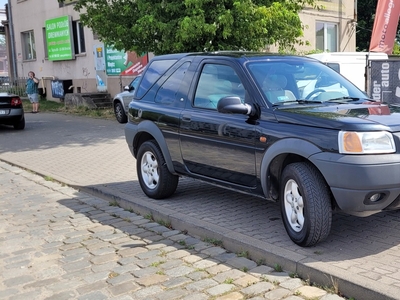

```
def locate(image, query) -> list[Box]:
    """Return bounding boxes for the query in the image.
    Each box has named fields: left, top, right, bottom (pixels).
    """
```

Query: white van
left=306, top=52, right=388, bottom=92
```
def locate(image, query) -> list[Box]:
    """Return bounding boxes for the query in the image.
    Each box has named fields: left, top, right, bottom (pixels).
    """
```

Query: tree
left=72, top=0, right=316, bottom=55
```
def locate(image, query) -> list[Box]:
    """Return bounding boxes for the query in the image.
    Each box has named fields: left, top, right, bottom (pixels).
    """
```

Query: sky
left=0, top=0, right=6, bottom=9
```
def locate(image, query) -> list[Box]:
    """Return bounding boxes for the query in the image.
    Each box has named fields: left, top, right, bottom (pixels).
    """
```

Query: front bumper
left=310, top=152, right=400, bottom=216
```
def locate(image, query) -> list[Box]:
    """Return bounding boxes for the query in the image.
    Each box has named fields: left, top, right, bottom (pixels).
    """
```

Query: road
left=1, top=112, right=400, bottom=300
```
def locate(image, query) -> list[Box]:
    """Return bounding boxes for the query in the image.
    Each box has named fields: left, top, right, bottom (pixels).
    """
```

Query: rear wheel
left=114, top=102, right=127, bottom=123
left=13, top=116, right=25, bottom=130
left=280, top=162, right=332, bottom=247
left=137, top=140, right=178, bottom=199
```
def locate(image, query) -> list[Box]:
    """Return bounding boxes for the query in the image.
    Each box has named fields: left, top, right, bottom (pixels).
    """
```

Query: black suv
left=125, top=52, right=400, bottom=247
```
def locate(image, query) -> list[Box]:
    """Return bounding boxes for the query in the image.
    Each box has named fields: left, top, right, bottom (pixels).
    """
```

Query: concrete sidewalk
left=1, top=112, right=400, bottom=300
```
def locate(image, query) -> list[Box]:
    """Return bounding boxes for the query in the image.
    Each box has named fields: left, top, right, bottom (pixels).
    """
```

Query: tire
left=13, top=116, right=25, bottom=130
left=280, top=162, right=332, bottom=247
left=114, top=102, right=127, bottom=123
left=136, top=140, right=179, bottom=199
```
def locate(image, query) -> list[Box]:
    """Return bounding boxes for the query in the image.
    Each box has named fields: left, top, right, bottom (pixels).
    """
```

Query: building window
left=316, top=22, right=337, bottom=52
left=21, top=30, right=36, bottom=60
left=72, top=21, right=86, bottom=54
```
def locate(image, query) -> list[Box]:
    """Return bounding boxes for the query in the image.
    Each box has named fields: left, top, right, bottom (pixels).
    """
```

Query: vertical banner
left=369, top=0, right=400, bottom=54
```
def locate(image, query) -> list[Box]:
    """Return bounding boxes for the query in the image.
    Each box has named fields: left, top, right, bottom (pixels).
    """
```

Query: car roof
left=150, top=51, right=314, bottom=63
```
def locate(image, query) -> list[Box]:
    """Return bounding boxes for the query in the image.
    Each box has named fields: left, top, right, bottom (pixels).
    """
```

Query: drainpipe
left=354, top=0, right=357, bottom=21
left=7, top=0, right=17, bottom=79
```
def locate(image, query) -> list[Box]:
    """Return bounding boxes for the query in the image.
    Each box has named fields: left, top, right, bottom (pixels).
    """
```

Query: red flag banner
left=369, top=0, right=400, bottom=54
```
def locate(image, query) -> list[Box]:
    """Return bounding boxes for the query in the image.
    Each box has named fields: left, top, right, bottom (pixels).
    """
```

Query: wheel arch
left=260, top=138, right=329, bottom=201
left=132, top=121, right=176, bottom=175
left=113, top=97, right=123, bottom=108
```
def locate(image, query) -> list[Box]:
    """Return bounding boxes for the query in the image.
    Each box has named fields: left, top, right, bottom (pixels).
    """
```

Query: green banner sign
left=105, top=45, right=148, bottom=76
left=45, top=16, right=74, bottom=61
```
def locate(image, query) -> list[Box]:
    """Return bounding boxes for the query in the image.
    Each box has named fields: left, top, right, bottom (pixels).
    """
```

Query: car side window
left=155, top=62, right=190, bottom=104
left=194, top=64, right=244, bottom=110
left=136, top=59, right=177, bottom=98
left=129, top=76, right=141, bottom=92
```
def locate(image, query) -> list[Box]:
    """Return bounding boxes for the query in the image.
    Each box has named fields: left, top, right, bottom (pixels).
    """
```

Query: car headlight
left=338, top=131, right=396, bottom=154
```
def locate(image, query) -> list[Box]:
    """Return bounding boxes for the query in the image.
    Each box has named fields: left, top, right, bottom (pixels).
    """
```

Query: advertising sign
left=45, top=16, right=74, bottom=61
left=105, top=46, right=148, bottom=76
left=369, top=60, right=400, bottom=104
left=51, top=80, right=73, bottom=99
left=369, top=0, right=400, bottom=54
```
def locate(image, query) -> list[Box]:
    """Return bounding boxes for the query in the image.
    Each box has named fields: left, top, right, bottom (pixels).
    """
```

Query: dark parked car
left=0, top=93, right=25, bottom=130
left=113, top=75, right=141, bottom=123
left=125, top=52, right=400, bottom=247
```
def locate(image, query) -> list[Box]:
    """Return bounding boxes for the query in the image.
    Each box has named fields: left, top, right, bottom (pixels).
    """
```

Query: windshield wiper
left=272, top=99, right=324, bottom=106
left=325, top=97, right=364, bottom=103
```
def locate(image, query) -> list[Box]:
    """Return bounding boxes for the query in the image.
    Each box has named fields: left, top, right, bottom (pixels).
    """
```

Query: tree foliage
left=72, top=0, right=316, bottom=55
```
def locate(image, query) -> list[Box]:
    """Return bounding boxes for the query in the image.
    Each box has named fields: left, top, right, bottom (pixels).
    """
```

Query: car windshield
left=246, top=59, right=368, bottom=105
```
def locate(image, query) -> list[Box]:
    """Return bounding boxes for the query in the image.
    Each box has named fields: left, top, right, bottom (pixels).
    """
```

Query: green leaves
left=73, top=0, right=315, bottom=54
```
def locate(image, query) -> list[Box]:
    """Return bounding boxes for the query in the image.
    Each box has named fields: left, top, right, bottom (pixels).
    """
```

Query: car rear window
left=136, top=59, right=177, bottom=98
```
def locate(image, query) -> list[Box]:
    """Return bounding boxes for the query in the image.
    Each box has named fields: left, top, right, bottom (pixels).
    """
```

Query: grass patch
left=157, top=219, right=172, bottom=229
left=22, top=99, right=115, bottom=120
left=109, top=200, right=119, bottom=207
left=237, top=250, right=249, bottom=258
left=203, top=237, right=223, bottom=247
left=273, top=264, right=283, bottom=272
left=151, top=261, right=165, bottom=267
left=44, top=176, right=54, bottom=181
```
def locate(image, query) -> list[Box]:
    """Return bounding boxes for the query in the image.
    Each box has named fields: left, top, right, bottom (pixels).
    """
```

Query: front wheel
left=136, top=140, right=178, bottom=199
left=114, top=102, right=127, bottom=123
left=280, top=162, right=332, bottom=247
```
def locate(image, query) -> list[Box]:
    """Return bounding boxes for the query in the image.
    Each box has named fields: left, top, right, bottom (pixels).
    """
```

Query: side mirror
left=217, top=96, right=251, bottom=115
left=123, top=85, right=129, bottom=91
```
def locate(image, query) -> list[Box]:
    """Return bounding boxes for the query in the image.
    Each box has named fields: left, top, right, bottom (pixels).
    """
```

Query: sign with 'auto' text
left=369, top=60, right=400, bottom=104
left=45, top=16, right=74, bottom=61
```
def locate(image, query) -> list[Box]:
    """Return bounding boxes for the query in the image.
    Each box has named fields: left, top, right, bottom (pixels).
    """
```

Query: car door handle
left=182, top=114, right=191, bottom=122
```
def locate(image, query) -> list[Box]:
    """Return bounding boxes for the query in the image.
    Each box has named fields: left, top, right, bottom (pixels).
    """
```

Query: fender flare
left=135, top=120, right=176, bottom=174
left=260, top=138, right=322, bottom=198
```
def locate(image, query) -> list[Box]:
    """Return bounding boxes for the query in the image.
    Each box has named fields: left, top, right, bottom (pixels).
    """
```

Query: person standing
left=26, top=71, right=40, bottom=113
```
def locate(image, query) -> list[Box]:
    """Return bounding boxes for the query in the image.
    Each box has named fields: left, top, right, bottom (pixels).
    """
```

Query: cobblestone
left=0, top=156, right=347, bottom=300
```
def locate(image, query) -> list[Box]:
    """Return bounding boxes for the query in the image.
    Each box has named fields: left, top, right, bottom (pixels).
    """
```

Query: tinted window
left=136, top=60, right=176, bottom=98
left=194, top=64, right=244, bottom=109
left=155, top=62, right=190, bottom=104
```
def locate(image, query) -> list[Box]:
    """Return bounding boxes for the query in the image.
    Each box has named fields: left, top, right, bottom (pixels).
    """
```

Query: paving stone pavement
left=0, top=162, right=346, bottom=300
left=1, top=113, right=400, bottom=300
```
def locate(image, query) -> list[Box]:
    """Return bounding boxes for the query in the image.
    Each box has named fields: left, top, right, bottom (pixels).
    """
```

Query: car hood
left=273, top=101, right=400, bottom=131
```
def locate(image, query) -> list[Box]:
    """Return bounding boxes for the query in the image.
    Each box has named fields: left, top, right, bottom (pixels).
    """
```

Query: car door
left=179, top=62, right=257, bottom=188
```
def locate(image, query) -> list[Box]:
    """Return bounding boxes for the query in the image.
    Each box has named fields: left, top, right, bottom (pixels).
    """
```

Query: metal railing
left=0, top=76, right=28, bottom=97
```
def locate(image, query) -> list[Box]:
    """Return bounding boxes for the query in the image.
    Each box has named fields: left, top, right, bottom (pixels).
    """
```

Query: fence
left=0, top=77, right=28, bottom=97
left=0, top=75, right=139, bottom=98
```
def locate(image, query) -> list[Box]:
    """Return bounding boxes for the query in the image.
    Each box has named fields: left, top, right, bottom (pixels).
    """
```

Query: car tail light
left=11, top=97, right=22, bottom=106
